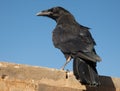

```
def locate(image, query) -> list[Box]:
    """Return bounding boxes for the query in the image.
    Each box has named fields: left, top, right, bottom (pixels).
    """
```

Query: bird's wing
left=53, top=24, right=94, bottom=52
left=52, top=24, right=101, bottom=62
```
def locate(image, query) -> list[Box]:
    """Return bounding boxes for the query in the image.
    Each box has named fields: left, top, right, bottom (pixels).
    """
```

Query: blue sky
left=0, top=0, right=120, bottom=77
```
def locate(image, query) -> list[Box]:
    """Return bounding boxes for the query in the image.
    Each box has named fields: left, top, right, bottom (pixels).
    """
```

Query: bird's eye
left=52, top=8, right=59, bottom=13
left=48, top=9, right=53, bottom=12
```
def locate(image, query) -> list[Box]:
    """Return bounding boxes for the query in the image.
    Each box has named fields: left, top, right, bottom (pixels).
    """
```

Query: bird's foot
left=65, top=69, right=71, bottom=79
left=60, top=68, right=71, bottom=79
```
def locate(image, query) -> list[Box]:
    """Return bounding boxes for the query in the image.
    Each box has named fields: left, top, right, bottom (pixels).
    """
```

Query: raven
left=36, top=6, right=101, bottom=86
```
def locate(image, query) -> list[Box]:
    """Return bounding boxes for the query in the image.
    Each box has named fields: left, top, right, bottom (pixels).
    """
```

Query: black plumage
left=36, top=6, right=101, bottom=86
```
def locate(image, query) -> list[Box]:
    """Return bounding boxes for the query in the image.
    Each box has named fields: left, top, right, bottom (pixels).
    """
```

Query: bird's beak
left=36, top=10, right=52, bottom=16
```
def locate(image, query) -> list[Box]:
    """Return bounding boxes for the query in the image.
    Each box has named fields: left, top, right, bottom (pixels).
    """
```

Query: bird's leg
left=61, top=56, right=71, bottom=70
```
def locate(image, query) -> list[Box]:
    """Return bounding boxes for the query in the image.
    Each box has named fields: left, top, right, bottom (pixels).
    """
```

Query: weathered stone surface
left=0, top=62, right=119, bottom=91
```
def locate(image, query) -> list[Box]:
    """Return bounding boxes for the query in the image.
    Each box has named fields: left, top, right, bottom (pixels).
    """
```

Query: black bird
left=36, top=6, right=101, bottom=86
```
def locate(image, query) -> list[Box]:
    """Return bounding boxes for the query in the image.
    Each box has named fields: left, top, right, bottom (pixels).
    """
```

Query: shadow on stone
left=84, top=76, right=116, bottom=91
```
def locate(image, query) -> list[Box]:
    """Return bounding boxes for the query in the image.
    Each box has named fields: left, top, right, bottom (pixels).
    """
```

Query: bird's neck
left=56, top=15, right=76, bottom=25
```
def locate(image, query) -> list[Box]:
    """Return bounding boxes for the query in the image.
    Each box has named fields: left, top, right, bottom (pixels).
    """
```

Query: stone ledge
left=0, top=62, right=119, bottom=91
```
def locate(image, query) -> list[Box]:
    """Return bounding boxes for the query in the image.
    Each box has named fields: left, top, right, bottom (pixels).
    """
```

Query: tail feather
left=73, top=58, right=100, bottom=86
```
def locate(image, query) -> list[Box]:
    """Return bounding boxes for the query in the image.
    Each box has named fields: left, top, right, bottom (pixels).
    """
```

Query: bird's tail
left=73, top=57, right=100, bottom=86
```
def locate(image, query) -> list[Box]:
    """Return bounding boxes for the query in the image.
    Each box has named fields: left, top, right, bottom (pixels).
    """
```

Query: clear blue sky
left=0, top=0, right=120, bottom=77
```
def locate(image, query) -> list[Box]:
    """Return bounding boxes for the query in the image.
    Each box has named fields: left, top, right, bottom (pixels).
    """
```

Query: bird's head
left=36, top=6, right=71, bottom=22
